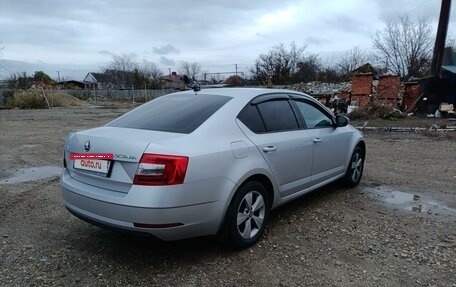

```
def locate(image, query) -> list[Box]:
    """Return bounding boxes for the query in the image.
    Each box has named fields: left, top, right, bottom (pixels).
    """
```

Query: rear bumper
left=60, top=169, right=236, bottom=241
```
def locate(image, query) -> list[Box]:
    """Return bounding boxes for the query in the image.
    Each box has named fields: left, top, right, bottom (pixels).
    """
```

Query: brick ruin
left=336, top=73, right=420, bottom=110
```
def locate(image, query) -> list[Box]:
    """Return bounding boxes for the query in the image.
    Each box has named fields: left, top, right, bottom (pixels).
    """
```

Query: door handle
left=313, top=138, right=325, bottom=144
left=262, top=146, right=277, bottom=153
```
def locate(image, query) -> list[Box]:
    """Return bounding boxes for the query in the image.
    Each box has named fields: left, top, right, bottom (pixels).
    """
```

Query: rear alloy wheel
left=343, top=146, right=364, bottom=187
left=224, top=181, right=270, bottom=248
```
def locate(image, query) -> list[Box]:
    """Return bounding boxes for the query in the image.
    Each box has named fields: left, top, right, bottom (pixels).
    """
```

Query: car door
left=237, top=95, right=314, bottom=197
left=292, top=99, right=349, bottom=185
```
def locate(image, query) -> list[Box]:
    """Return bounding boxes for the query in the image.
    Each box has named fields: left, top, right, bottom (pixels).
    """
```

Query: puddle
left=0, top=166, right=62, bottom=184
left=366, top=185, right=456, bottom=217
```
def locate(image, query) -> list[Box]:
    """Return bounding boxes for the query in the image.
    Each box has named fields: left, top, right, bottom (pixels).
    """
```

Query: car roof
left=168, top=88, right=332, bottom=118
left=174, top=87, right=312, bottom=102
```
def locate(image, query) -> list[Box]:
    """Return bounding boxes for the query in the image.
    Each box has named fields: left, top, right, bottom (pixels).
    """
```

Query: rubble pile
left=288, top=81, right=351, bottom=95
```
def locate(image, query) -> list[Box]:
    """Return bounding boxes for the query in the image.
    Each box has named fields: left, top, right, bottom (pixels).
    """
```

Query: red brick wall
left=351, top=74, right=373, bottom=95
left=403, top=83, right=420, bottom=110
left=351, top=74, right=373, bottom=108
left=351, top=95, right=370, bottom=107
left=377, top=75, right=400, bottom=100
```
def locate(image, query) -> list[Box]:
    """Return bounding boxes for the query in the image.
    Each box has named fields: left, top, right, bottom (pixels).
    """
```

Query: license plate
left=73, top=159, right=111, bottom=175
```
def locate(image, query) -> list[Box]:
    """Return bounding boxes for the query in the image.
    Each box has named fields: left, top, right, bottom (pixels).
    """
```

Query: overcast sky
left=0, top=0, right=455, bottom=80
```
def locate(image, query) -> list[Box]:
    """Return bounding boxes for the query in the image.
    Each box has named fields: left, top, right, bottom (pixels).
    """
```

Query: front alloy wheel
left=343, top=145, right=364, bottom=187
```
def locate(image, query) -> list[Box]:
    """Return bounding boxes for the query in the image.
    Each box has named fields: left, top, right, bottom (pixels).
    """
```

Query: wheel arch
left=357, top=140, right=366, bottom=156
left=240, top=174, right=274, bottom=209
left=217, top=172, right=276, bottom=235
left=344, top=133, right=366, bottom=170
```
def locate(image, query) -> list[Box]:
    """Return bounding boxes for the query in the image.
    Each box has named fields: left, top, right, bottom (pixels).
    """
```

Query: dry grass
left=48, top=91, right=88, bottom=107
left=7, top=89, right=88, bottom=109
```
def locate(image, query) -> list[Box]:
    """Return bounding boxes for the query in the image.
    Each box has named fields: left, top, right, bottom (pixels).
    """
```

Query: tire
left=223, top=181, right=270, bottom=248
left=343, top=145, right=365, bottom=187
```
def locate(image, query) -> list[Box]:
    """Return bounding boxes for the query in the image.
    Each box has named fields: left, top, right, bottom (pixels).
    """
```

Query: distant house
left=83, top=70, right=137, bottom=89
left=83, top=72, right=113, bottom=89
left=160, top=72, right=185, bottom=90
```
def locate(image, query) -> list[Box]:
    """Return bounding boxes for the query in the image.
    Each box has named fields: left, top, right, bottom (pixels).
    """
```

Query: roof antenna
left=182, top=75, right=201, bottom=92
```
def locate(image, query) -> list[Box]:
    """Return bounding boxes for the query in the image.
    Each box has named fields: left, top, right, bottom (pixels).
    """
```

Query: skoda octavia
left=60, top=88, right=365, bottom=248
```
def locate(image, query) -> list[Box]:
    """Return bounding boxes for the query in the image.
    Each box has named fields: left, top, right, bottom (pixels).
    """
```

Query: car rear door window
left=108, top=94, right=231, bottom=133
left=294, top=100, right=333, bottom=129
left=257, top=100, right=299, bottom=132
left=237, top=104, right=266, bottom=133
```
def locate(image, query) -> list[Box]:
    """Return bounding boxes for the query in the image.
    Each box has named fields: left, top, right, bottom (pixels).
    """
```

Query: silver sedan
left=61, top=88, right=365, bottom=248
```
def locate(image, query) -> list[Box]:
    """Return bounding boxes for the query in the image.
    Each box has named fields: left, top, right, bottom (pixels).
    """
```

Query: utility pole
left=430, top=0, right=451, bottom=77
left=418, top=0, right=452, bottom=114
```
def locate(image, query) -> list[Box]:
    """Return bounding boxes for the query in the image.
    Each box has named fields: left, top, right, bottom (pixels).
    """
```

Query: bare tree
left=293, top=54, right=321, bottom=83
left=251, top=42, right=306, bottom=85
left=338, top=47, right=370, bottom=75
left=8, top=72, right=31, bottom=89
left=179, top=61, right=202, bottom=80
left=373, top=14, right=433, bottom=79
left=446, top=35, right=456, bottom=49
left=106, top=54, right=138, bottom=87
left=140, top=60, right=162, bottom=81
left=107, top=53, right=138, bottom=72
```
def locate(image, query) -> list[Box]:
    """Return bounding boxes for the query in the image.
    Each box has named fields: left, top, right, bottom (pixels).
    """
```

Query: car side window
left=256, top=100, right=299, bottom=132
left=237, top=104, right=266, bottom=133
left=294, top=100, right=333, bottom=129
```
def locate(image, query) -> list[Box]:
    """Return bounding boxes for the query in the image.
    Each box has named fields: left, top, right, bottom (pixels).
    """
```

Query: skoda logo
left=84, top=140, right=91, bottom=152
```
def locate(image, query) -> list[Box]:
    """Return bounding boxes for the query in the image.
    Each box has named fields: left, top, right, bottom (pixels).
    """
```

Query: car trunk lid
left=65, top=126, right=183, bottom=193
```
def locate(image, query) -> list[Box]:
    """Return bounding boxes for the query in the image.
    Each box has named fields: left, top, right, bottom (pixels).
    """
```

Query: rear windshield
left=107, top=94, right=231, bottom=133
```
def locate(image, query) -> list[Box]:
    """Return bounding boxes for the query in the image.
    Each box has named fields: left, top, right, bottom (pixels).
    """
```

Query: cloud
left=326, top=15, right=370, bottom=35
left=160, top=56, right=175, bottom=66
left=304, top=37, right=324, bottom=46
left=98, top=50, right=115, bottom=56
left=153, top=44, right=180, bottom=55
left=2, top=0, right=453, bottom=78
left=372, top=0, right=446, bottom=22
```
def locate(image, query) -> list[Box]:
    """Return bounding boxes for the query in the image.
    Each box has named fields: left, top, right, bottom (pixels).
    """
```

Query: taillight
left=133, top=154, right=189, bottom=186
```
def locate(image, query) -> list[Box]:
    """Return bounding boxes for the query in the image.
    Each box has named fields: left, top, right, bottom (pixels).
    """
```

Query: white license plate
left=73, top=159, right=110, bottom=175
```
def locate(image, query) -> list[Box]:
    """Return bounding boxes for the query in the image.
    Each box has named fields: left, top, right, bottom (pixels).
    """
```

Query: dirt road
left=1, top=107, right=455, bottom=286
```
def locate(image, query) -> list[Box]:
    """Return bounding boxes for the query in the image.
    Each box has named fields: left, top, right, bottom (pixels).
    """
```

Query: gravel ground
left=1, top=107, right=455, bottom=287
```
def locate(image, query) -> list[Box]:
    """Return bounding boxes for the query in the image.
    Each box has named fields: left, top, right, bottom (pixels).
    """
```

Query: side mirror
left=335, top=115, right=349, bottom=127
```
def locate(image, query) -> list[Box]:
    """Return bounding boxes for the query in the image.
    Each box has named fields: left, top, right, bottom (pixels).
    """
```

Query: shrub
left=348, top=101, right=405, bottom=120
left=7, top=90, right=48, bottom=109
left=347, top=107, right=369, bottom=120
